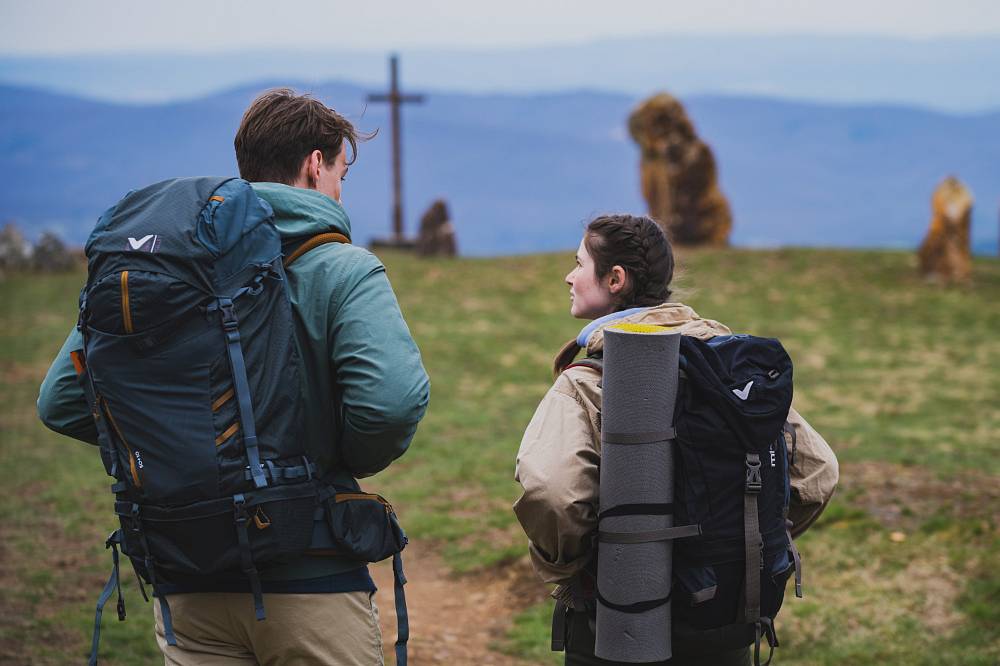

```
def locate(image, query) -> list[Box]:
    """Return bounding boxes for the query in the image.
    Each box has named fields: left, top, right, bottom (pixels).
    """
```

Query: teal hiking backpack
left=74, top=177, right=409, bottom=664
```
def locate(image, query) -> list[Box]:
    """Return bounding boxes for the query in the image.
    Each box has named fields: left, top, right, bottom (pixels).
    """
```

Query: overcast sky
left=3, top=0, right=1000, bottom=54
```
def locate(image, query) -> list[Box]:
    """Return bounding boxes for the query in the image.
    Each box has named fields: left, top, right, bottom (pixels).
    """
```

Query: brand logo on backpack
left=732, top=380, right=753, bottom=400
left=126, top=235, right=161, bottom=253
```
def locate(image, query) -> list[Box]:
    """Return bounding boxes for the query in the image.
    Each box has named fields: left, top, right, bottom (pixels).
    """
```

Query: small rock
left=416, top=199, right=458, bottom=257
left=890, top=531, right=907, bottom=542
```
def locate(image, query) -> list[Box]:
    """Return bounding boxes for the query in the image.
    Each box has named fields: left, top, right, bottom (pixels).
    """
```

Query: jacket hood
left=251, top=182, right=352, bottom=241
left=584, top=303, right=732, bottom=356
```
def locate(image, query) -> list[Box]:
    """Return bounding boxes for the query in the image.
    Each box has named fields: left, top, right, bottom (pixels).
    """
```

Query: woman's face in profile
left=566, top=236, right=615, bottom=320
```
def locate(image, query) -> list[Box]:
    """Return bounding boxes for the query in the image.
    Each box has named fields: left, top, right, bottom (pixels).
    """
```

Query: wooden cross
left=367, top=54, right=425, bottom=243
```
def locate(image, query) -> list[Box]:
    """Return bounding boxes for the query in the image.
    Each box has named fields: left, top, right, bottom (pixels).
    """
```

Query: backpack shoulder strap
left=283, top=232, right=351, bottom=268
left=564, top=355, right=603, bottom=374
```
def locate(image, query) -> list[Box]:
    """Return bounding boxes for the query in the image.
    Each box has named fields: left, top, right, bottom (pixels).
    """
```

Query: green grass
left=2, top=247, right=998, bottom=663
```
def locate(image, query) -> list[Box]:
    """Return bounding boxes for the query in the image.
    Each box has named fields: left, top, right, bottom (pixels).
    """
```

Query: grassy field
left=1, top=247, right=998, bottom=664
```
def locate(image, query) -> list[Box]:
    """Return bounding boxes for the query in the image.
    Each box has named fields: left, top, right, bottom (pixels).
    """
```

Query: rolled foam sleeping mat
left=595, top=324, right=681, bottom=663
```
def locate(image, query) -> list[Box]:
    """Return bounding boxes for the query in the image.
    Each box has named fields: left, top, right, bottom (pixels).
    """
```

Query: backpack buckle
left=745, top=454, right=762, bottom=494
left=218, top=299, right=238, bottom=330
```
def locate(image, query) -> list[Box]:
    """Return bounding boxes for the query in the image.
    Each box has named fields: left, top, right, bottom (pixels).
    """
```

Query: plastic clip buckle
left=219, top=300, right=238, bottom=330
left=745, top=454, right=762, bottom=494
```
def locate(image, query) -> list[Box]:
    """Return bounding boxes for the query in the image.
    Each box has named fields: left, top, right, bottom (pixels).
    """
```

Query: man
left=37, top=88, right=430, bottom=665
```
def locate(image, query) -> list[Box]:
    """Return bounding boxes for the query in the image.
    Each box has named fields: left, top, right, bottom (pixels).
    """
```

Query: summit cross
left=367, top=54, right=425, bottom=243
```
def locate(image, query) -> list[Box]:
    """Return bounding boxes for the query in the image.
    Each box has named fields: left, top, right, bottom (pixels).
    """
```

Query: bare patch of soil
left=0, top=360, right=49, bottom=385
left=371, top=542, right=548, bottom=665
left=840, top=461, right=1000, bottom=531
left=0, top=489, right=101, bottom=664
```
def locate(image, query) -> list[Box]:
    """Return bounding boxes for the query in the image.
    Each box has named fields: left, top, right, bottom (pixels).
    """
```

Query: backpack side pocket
left=326, top=492, right=407, bottom=562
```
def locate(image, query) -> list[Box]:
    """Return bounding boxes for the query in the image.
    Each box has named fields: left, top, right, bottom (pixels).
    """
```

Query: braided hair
left=553, top=215, right=675, bottom=376
left=585, top=214, right=674, bottom=308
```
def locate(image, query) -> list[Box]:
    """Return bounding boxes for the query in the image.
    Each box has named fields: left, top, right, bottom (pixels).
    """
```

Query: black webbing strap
left=233, top=494, right=266, bottom=621
left=564, top=358, right=603, bottom=374
left=550, top=600, right=568, bottom=651
left=754, top=617, right=777, bottom=666
left=243, top=460, right=316, bottom=484
left=598, top=503, right=673, bottom=519
left=392, top=552, right=409, bottom=666
left=128, top=503, right=176, bottom=646
left=601, top=428, right=676, bottom=445
left=744, top=453, right=763, bottom=626
left=599, top=524, right=701, bottom=544
left=88, top=531, right=125, bottom=666
left=787, top=523, right=803, bottom=598
left=596, top=588, right=672, bottom=614
left=76, top=353, right=118, bottom=480
left=218, top=298, right=267, bottom=490
left=782, top=422, right=797, bottom=465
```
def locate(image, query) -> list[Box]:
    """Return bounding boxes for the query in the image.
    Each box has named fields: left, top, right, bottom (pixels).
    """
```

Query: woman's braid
left=584, top=214, right=674, bottom=309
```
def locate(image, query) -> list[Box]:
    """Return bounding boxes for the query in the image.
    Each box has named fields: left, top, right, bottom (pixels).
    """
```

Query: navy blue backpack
left=558, top=334, right=803, bottom=666
left=73, top=178, right=409, bottom=665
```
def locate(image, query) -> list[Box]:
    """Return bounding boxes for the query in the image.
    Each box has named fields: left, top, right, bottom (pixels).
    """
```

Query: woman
left=513, top=214, right=839, bottom=665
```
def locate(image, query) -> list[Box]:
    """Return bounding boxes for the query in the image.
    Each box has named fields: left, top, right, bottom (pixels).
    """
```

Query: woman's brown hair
left=553, top=214, right=675, bottom=376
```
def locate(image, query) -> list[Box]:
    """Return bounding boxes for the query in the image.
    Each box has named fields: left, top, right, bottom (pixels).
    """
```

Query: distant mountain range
left=2, top=35, right=1000, bottom=112
left=1, top=82, right=998, bottom=256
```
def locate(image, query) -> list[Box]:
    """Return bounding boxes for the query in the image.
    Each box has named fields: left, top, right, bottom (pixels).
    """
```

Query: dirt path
left=370, top=544, right=548, bottom=665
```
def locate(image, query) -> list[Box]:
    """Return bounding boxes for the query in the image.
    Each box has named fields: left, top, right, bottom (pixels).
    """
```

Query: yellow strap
left=102, top=399, right=141, bottom=488
left=335, top=492, right=393, bottom=512
left=212, top=388, right=234, bottom=412
left=120, top=271, right=134, bottom=333
left=284, top=232, right=350, bottom=268
left=216, top=422, right=239, bottom=446
left=70, top=350, right=86, bottom=375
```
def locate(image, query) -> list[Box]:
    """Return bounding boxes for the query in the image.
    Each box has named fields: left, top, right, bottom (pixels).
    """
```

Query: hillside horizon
left=3, top=33, right=1000, bottom=112
left=2, top=80, right=998, bottom=256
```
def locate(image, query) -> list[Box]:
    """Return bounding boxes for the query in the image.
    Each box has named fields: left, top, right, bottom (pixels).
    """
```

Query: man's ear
left=608, top=265, right=627, bottom=295
left=297, top=150, right=324, bottom=189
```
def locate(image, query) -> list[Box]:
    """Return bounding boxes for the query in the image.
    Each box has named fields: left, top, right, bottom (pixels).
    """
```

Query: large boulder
left=628, top=93, right=732, bottom=246
left=415, top=199, right=458, bottom=257
left=918, top=176, right=973, bottom=283
left=0, top=222, right=32, bottom=272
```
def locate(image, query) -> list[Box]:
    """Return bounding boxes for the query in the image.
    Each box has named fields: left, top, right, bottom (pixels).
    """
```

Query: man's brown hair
left=234, top=88, right=364, bottom=184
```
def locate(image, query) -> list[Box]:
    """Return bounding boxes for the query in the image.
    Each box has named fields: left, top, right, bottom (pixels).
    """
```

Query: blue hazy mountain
left=2, top=34, right=999, bottom=112
left=1, top=82, right=998, bottom=255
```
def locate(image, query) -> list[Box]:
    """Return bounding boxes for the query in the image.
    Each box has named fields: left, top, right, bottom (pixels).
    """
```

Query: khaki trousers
left=153, top=591, right=383, bottom=666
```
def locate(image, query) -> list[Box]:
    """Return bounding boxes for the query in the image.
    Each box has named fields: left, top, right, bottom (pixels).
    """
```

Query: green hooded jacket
left=37, top=182, right=430, bottom=581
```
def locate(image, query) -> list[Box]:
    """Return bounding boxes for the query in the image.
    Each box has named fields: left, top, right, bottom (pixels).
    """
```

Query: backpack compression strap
left=284, top=232, right=350, bottom=268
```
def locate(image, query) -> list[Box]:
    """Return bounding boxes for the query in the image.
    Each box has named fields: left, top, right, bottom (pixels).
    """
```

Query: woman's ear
left=608, top=265, right=627, bottom=295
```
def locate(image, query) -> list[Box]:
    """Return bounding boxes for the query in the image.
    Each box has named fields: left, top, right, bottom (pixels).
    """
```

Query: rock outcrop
left=416, top=199, right=457, bottom=257
left=0, top=222, right=32, bottom=272
left=918, top=176, right=973, bottom=283
left=628, top=93, right=732, bottom=246
left=33, top=231, right=75, bottom=272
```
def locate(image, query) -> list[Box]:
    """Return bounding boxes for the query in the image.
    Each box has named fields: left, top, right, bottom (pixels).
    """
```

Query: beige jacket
left=513, top=303, right=839, bottom=587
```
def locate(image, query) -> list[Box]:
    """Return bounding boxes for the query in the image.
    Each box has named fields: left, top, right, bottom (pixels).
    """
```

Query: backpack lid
left=85, top=177, right=276, bottom=293
left=679, top=335, right=792, bottom=451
